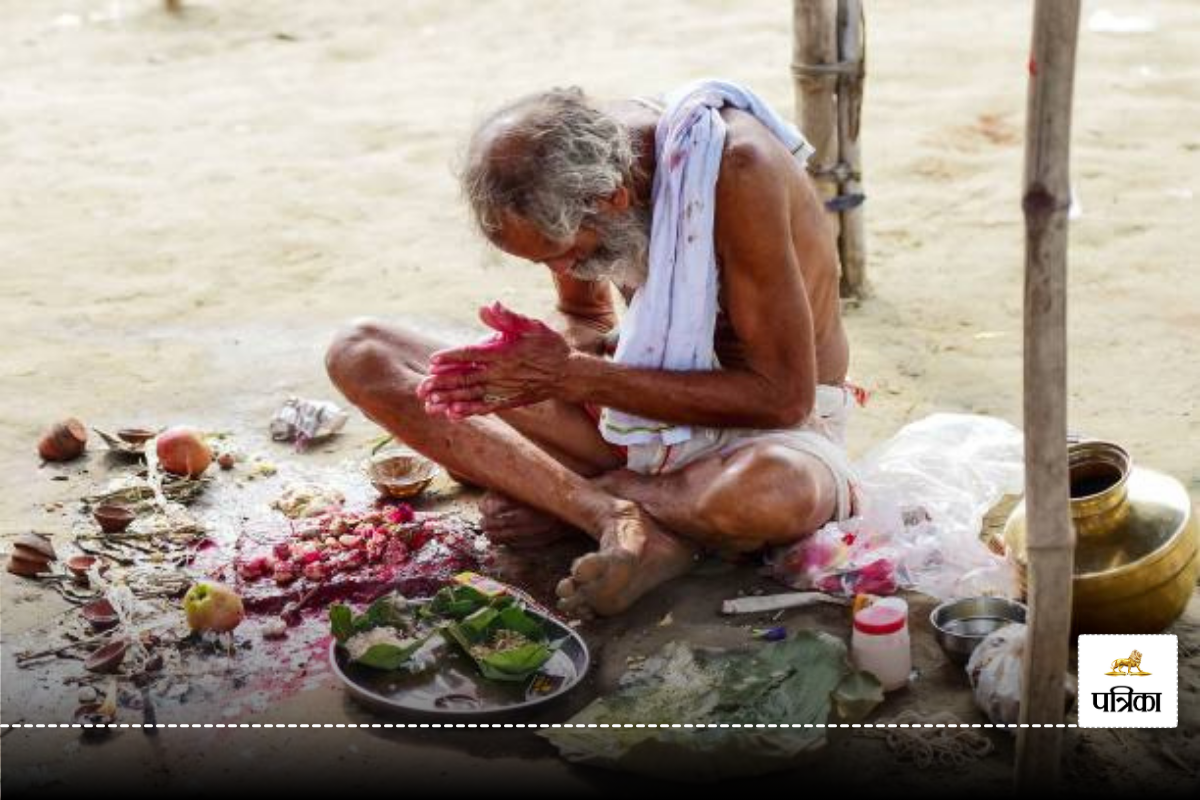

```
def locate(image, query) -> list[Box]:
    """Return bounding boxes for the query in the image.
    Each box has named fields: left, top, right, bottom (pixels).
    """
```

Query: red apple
left=183, top=581, right=244, bottom=633
left=156, top=427, right=212, bottom=478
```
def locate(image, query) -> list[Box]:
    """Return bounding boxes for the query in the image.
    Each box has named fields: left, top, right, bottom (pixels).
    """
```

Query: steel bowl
left=930, top=596, right=1026, bottom=665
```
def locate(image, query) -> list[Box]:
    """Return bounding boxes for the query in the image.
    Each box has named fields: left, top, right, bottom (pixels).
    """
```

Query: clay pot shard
left=7, top=533, right=56, bottom=577
left=14, top=533, right=56, bottom=561
left=84, top=640, right=128, bottom=673
left=93, top=505, right=136, bottom=533
left=38, top=418, right=88, bottom=462
left=7, top=553, right=51, bottom=577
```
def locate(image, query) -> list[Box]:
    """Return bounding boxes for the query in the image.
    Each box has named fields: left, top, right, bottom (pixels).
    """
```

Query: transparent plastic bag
left=966, top=623, right=1026, bottom=727
left=768, top=413, right=1022, bottom=600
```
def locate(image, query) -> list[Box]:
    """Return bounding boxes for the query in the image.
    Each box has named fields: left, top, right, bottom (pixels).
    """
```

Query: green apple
left=183, top=581, right=245, bottom=633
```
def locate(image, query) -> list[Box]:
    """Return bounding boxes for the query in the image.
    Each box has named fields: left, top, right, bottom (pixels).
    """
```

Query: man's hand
left=417, top=302, right=572, bottom=419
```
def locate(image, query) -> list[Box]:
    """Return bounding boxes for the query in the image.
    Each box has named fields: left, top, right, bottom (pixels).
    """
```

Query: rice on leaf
left=344, top=627, right=427, bottom=671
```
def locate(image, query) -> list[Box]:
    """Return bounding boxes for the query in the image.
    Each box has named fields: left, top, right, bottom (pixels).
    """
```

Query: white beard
left=568, top=207, right=651, bottom=291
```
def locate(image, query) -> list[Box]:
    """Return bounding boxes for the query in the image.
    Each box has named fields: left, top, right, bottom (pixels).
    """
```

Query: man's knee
left=325, top=318, right=414, bottom=399
left=697, top=445, right=830, bottom=543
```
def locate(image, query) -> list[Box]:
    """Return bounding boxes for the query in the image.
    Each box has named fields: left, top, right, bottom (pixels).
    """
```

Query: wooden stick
left=836, top=0, right=867, bottom=297
left=721, top=592, right=848, bottom=615
left=1016, top=0, right=1081, bottom=791
left=16, top=629, right=120, bottom=664
left=792, top=0, right=841, bottom=230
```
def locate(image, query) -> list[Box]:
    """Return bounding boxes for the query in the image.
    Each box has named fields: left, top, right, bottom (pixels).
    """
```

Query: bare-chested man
left=325, top=85, right=854, bottom=617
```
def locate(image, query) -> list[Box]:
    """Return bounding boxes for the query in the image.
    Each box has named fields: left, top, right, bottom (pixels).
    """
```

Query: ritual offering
left=155, top=427, right=213, bottom=478
left=364, top=449, right=440, bottom=500
left=183, top=581, right=245, bottom=633
left=328, top=580, right=588, bottom=719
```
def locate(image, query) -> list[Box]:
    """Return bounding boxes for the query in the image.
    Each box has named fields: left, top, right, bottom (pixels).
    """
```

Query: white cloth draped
left=600, top=79, right=815, bottom=447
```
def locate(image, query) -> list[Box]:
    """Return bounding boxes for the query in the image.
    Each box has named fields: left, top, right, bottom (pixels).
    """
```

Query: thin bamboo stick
left=836, top=0, right=866, bottom=297
left=1016, top=0, right=1082, bottom=791
left=792, top=0, right=841, bottom=232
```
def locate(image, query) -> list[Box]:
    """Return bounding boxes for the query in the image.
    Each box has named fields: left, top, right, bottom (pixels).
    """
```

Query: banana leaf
left=331, top=594, right=432, bottom=671
left=353, top=638, right=428, bottom=671
left=442, top=603, right=557, bottom=683
left=330, top=594, right=416, bottom=643
left=541, top=631, right=883, bottom=782
left=421, top=585, right=494, bottom=620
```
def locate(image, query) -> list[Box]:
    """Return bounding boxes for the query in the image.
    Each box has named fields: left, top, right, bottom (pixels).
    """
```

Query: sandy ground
left=2, top=0, right=1199, bottom=794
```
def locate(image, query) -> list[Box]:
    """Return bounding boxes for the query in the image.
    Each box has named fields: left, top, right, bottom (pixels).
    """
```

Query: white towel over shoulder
left=600, top=79, right=815, bottom=447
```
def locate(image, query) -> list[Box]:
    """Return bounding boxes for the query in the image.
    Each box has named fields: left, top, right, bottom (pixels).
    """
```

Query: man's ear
left=596, top=185, right=631, bottom=214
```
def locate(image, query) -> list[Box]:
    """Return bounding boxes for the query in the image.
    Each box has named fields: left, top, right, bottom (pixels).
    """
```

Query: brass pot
left=1002, top=440, right=1199, bottom=634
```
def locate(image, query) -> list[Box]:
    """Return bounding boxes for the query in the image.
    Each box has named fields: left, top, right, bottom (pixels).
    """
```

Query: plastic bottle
left=851, top=596, right=911, bottom=691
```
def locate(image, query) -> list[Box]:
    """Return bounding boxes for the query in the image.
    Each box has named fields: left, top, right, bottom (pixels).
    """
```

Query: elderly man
left=326, top=81, right=856, bottom=617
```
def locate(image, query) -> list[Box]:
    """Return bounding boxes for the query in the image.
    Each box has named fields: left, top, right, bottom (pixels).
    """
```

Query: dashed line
left=0, top=722, right=1078, bottom=729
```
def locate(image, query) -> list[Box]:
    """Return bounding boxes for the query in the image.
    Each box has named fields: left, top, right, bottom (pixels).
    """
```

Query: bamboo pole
left=792, top=1, right=840, bottom=229
left=1016, top=0, right=1081, bottom=791
left=836, top=0, right=867, bottom=297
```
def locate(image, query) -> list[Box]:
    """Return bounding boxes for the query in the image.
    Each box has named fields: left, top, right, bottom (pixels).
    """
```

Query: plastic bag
left=767, top=498, right=901, bottom=596
left=768, top=413, right=1022, bottom=600
left=966, top=623, right=1026, bottom=727
left=269, top=397, right=348, bottom=449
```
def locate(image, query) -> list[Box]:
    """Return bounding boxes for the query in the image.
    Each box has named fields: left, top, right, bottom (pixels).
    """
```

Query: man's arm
left=421, top=127, right=827, bottom=426
left=556, top=136, right=820, bottom=429
left=552, top=273, right=616, bottom=355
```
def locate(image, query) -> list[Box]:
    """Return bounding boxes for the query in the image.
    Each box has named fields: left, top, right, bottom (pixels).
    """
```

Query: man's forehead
left=490, top=212, right=566, bottom=259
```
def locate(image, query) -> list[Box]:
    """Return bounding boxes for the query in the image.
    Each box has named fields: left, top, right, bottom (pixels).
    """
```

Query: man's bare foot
left=479, top=490, right=574, bottom=548
left=555, top=504, right=697, bottom=617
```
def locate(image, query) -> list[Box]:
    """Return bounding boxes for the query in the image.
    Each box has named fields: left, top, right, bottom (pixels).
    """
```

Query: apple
left=183, top=581, right=245, bottom=633
left=156, top=427, right=212, bottom=478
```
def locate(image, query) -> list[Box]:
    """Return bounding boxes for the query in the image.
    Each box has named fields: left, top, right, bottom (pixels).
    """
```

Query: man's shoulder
left=718, top=108, right=798, bottom=174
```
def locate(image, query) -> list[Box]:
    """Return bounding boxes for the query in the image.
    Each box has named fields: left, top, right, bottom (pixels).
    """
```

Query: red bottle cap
left=853, top=604, right=907, bottom=635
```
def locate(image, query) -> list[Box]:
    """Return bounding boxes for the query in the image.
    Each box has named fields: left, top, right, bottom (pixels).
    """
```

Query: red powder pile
left=223, top=503, right=489, bottom=622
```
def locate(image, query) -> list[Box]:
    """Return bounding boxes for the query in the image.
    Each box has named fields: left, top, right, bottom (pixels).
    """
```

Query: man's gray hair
left=461, top=87, right=638, bottom=242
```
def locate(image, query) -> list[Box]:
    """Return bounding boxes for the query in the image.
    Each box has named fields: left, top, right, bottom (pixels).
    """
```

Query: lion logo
left=1106, top=649, right=1151, bottom=676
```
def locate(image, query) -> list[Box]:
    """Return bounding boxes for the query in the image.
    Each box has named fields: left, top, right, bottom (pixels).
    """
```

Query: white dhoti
left=623, top=384, right=860, bottom=522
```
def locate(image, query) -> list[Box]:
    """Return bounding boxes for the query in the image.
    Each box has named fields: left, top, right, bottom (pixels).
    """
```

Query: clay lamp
left=93, top=505, right=136, bottom=533
left=81, top=598, right=120, bottom=631
left=116, top=428, right=155, bottom=446
left=66, top=555, right=105, bottom=585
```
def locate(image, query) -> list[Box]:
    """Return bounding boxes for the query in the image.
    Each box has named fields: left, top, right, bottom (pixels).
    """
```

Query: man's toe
left=570, top=553, right=608, bottom=583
